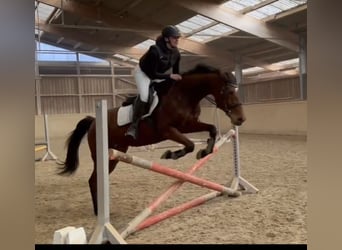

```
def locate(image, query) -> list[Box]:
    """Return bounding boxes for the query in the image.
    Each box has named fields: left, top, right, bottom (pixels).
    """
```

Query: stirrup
left=125, top=124, right=138, bottom=139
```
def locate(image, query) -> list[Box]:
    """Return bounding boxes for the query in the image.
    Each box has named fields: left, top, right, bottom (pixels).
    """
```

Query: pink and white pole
left=109, top=150, right=241, bottom=197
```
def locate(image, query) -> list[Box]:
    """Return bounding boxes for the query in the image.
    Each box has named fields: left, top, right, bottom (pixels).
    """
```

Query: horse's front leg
left=182, top=121, right=217, bottom=159
left=160, top=127, right=195, bottom=160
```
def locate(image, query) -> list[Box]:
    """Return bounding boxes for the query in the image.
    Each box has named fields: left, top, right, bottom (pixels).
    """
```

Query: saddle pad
left=117, top=105, right=133, bottom=126
left=117, top=93, right=159, bottom=127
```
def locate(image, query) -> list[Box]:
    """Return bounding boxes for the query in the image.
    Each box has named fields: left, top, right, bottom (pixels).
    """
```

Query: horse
left=58, top=64, right=246, bottom=215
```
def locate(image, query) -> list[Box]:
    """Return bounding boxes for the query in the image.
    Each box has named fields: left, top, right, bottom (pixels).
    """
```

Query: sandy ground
left=35, top=132, right=307, bottom=244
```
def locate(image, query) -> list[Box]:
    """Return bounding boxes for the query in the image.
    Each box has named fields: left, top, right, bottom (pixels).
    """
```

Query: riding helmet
left=162, top=25, right=181, bottom=38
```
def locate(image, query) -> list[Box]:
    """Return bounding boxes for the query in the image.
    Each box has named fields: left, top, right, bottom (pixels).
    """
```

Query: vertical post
left=214, top=108, right=222, bottom=139
left=299, top=33, right=307, bottom=100
left=35, top=43, right=42, bottom=115
left=232, top=126, right=241, bottom=178
left=110, top=61, right=117, bottom=107
left=229, top=126, right=259, bottom=193
left=35, top=78, right=42, bottom=115
left=96, top=100, right=109, bottom=226
left=41, top=114, right=58, bottom=161
left=89, top=100, right=126, bottom=244
left=234, top=55, right=244, bottom=102
left=76, top=52, right=83, bottom=113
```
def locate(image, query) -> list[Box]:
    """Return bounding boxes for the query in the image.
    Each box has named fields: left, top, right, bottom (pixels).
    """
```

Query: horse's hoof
left=171, top=154, right=180, bottom=160
left=161, top=150, right=172, bottom=159
left=196, top=149, right=207, bottom=159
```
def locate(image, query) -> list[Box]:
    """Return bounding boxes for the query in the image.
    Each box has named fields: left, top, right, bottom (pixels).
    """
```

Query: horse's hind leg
left=89, top=146, right=128, bottom=215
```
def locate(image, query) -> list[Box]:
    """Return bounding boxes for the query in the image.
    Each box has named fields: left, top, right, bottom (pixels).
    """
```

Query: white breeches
left=134, top=65, right=164, bottom=102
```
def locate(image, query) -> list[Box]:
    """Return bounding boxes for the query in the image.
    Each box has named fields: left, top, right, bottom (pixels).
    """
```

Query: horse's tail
left=58, top=116, right=95, bottom=176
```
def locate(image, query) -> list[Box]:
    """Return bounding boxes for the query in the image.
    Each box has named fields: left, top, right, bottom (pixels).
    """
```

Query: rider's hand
left=170, top=74, right=182, bottom=81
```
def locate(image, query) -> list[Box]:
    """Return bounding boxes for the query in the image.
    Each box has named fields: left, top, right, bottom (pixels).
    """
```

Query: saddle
left=117, top=79, right=174, bottom=126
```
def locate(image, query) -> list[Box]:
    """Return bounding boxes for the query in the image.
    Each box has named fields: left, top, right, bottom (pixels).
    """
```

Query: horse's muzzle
left=232, top=116, right=245, bottom=126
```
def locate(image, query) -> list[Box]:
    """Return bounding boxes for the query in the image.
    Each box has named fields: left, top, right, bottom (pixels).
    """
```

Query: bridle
left=220, top=82, right=242, bottom=114
left=205, top=82, right=242, bottom=116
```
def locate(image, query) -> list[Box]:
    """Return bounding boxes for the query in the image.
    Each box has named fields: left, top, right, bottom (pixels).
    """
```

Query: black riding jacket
left=139, top=36, right=180, bottom=80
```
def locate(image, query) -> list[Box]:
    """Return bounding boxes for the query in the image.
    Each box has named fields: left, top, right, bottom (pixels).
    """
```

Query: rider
left=125, top=25, right=183, bottom=139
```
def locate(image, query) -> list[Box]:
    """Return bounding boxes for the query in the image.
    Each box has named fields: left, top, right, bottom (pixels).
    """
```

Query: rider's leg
left=125, top=98, right=149, bottom=139
left=125, top=66, right=150, bottom=139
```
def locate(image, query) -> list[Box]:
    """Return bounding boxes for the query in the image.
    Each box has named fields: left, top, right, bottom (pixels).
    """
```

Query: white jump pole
left=40, top=114, right=58, bottom=161
left=214, top=108, right=222, bottom=139
left=89, top=100, right=126, bottom=244
left=229, top=126, right=258, bottom=193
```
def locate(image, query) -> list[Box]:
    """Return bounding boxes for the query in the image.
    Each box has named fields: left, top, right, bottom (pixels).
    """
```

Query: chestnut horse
left=58, top=64, right=246, bottom=215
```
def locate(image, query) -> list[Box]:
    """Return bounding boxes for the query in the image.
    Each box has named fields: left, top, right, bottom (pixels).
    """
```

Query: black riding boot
left=125, top=99, right=149, bottom=139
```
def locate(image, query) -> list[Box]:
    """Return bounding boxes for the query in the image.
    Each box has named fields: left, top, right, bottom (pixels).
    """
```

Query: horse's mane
left=182, top=64, right=220, bottom=76
left=182, top=64, right=237, bottom=86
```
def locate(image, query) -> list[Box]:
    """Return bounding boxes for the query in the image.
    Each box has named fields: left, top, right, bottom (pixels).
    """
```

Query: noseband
left=220, top=83, right=242, bottom=114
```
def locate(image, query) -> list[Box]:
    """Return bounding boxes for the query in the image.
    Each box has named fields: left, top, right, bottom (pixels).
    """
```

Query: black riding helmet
left=162, top=25, right=181, bottom=38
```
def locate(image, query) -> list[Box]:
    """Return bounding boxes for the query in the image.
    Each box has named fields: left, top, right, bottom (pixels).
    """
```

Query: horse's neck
left=179, top=75, right=214, bottom=103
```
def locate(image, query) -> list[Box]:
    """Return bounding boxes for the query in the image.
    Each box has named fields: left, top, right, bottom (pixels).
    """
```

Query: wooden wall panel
left=240, top=76, right=300, bottom=104
left=41, top=96, right=79, bottom=114
left=40, top=77, right=77, bottom=95
left=82, top=77, right=112, bottom=94
left=82, top=95, right=114, bottom=113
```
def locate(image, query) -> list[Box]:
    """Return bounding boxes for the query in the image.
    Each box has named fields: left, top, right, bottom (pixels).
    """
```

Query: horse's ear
left=223, top=72, right=237, bottom=86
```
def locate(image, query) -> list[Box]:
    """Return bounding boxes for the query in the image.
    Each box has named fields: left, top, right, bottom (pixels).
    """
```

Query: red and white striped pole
left=109, top=149, right=241, bottom=197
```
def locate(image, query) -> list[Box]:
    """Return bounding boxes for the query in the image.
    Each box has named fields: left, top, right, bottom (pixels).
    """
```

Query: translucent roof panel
left=242, top=66, right=264, bottom=74
left=188, top=23, right=237, bottom=43
left=176, top=15, right=215, bottom=35
left=242, top=58, right=299, bottom=75
left=129, top=58, right=139, bottom=64
left=36, top=42, right=107, bottom=63
left=37, top=51, right=77, bottom=62
left=113, top=54, right=131, bottom=61
left=132, top=39, right=155, bottom=50
left=222, top=0, right=266, bottom=12
left=272, top=58, right=299, bottom=67
left=36, top=42, right=68, bottom=52
left=35, top=2, right=55, bottom=22
left=113, top=54, right=139, bottom=64
left=79, top=54, right=108, bottom=63
left=246, top=0, right=306, bottom=20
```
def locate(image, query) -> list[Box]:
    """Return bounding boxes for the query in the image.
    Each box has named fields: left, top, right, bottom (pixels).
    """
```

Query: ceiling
left=35, top=0, right=307, bottom=82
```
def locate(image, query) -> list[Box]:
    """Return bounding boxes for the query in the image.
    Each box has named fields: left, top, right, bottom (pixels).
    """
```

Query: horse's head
left=213, top=71, right=246, bottom=126
left=182, top=64, right=246, bottom=126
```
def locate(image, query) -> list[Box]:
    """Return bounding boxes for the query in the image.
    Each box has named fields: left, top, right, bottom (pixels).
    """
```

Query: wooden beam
left=37, top=0, right=161, bottom=32
left=37, top=22, right=144, bottom=59
left=175, top=0, right=299, bottom=52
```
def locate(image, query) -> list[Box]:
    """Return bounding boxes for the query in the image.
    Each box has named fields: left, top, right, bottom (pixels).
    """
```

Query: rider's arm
left=172, top=53, right=180, bottom=74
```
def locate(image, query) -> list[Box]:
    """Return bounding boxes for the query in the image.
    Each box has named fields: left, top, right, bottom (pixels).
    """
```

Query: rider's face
left=169, top=36, right=180, bottom=48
